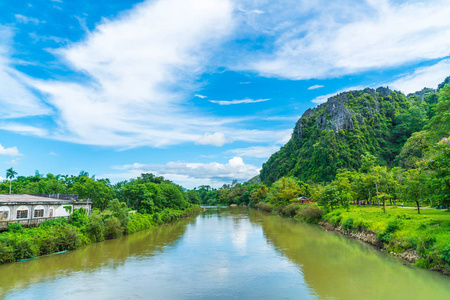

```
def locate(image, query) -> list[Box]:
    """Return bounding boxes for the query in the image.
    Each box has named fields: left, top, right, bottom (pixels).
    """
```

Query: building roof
left=0, top=194, right=86, bottom=204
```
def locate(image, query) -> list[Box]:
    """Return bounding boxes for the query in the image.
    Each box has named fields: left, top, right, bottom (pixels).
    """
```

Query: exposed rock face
left=315, top=96, right=355, bottom=132
left=294, top=87, right=393, bottom=139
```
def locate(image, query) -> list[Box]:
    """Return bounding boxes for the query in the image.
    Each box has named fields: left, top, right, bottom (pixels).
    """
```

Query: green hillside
left=260, top=82, right=447, bottom=184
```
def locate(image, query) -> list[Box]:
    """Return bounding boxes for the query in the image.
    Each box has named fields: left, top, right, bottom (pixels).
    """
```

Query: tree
left=427, top=137, right=450, bottom=208
left=6, top=168, right=18, bottom=194
left=400, top=169, right=424, bottom=214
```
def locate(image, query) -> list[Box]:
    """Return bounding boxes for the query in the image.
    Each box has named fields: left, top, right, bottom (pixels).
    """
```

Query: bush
left=69, top=208, right=89, bottom=228
left=7, top=223, right=23, bottom=233
left=0, top=242, right=14, bottom=263
left=281, top=203, right=301, bottom=217
left=378, top=219, right=401, bottom=244
left=40, top=217, right=68, bottom=228
left=255, top=202, right=272, bottom=212
left=440, top=247, right=450, bottom=265
left=342, top=217, right=354, bottom=231
left=86, top=215, right=105, bottom=243
left=297, top=204, right=323, bottom=223
left=104, top=217, right=123, bottom=239
left=13, top=238, right=38, bottom=260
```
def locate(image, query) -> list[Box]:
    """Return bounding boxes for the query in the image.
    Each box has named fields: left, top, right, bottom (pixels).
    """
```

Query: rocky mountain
left=260, top=85, right=440, bottom=184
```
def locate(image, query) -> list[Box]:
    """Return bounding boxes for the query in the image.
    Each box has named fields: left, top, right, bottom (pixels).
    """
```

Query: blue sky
left=0, top=0, right=449, bottom=188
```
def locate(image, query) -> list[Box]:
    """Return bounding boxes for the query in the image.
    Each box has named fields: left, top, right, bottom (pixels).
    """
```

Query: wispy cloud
left=209, top=98, right=270, bottom=105
left=0, top=144, right=21, bottom=156
left=110, top=156, right=260, bottom=188
left=14, top=14, right=41, bottom=25
left=308, top=84, right=324, bottom=90
left=389, top=59, right=450, bottom=93
left=27, top=0, right=236, bottom=147
left=227, top=146, right=280, bottom=159
left=194, top=94, right=207, bottom=99
left=244, top=0, right=450, bottom=79
left=0, top=123, right=48, bottom=137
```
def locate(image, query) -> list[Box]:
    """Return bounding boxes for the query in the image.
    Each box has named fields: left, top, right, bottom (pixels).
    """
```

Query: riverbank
left=255, top=202, right=450, bottom=274
left=0, top=204, right=202, bottom=265
left=318, top=206, right=450, bottom=274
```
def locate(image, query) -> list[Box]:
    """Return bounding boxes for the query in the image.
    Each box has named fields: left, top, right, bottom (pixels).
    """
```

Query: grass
left=322, top=205, right=450, bottom=272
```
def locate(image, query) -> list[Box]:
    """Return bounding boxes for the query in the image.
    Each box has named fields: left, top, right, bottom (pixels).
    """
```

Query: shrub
left=440, top=247, right=450, bottom=265
left=297, top=204, right=323, bottom=223
left=40, top=217, right=68, bottom=228
left=7, top=223, right=23, bottom=233
left=0, top=242, right=14, bottom=263
left=342, top=217, right=354, bottom=231
left=13, top=238, right=38, bottom=260
left=69, top=208, right=89, bottom=228
left=281, top=203, right=301, bottom=217
left=86, top=215, right=105, bottom=243
left=255, top=202, right=272, bottom=212
left=104, top=217, right=123, bottom=239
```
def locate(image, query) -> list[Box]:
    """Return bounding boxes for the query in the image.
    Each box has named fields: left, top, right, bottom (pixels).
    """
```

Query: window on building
left=17, top=210, right=28, bottom=219
left=0, top=211, right=8, bottom=221
left=49, top=208, right=54, bottom=217
left=34, top=209, right=44, bottom=218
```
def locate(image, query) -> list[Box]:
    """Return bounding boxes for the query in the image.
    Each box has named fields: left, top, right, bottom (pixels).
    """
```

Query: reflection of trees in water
left=249, top=209, right=450, bottom=300
left=0, top=217, right=196, bottom=295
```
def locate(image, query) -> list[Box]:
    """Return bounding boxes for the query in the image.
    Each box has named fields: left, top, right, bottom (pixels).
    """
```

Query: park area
left=323, top=205, right=450, bottom=271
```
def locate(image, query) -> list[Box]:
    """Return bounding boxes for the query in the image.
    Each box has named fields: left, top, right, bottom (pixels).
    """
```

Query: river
left=0, top=207, right=449, bottom=299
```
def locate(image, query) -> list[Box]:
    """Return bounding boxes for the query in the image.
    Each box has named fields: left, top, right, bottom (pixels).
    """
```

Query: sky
left=0, top=0, right=449, bottom=188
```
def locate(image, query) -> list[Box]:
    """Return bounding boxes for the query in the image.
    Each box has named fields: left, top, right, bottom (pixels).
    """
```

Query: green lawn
left=323, top=205, right=450, bottom=270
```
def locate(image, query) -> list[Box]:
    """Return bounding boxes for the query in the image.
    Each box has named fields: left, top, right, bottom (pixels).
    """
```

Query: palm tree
left=6, top=168, right=18, bottom=194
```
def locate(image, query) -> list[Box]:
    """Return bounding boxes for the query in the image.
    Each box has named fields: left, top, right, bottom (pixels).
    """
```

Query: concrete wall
left=0, top=203, right=91, bottom=221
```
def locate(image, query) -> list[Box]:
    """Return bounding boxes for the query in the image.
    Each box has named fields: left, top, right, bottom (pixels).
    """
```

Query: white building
left=0, top=194, right=91, bottom=224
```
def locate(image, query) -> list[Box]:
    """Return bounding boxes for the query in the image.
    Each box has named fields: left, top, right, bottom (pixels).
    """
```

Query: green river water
left=0, top=207, right=449, bottom=299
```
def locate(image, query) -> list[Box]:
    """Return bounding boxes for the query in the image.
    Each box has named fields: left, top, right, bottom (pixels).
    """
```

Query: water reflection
left=249, top=209, right=450, bottom=300
left=0, top=217, right=194, bottom=298
left=1, top=207, right=449, bottom=300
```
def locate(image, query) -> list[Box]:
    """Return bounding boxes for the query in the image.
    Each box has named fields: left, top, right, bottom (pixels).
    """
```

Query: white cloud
left=28, top=0, right=236, bottom=147
left=5, top=159, right=19, bottom=166
left=0, top=27, right=50, bottom=119
left=111, top=156, right=260, bottom=188
left=245, top=0, right=450, bottom=79
left=196, top=132, right=227, bottom=146
left=209, top=98, right=270, bottom=105
left=14, top=14, right=41, bottom=25
left=389, top=59, right=450, bottom=93
left=195, top=94, right=207, bottom=99
left=50, top=152, right=57, bottom=156
left=0, top=144, right=21, bottom=156
left=227, top=146, right=279, bottom=159
left=0, top=123, right=48, bottom=137
left=308, top=84, right=324, bottom=90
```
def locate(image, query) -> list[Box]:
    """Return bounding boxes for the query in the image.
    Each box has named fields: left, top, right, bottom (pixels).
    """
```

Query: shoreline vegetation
left=0, top=172, right=203, bottom=265
left=0, top=204, right=202, bottom=264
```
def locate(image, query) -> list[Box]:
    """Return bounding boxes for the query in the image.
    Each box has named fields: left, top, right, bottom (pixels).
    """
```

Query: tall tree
left=6, top=168, right=18, bottom=194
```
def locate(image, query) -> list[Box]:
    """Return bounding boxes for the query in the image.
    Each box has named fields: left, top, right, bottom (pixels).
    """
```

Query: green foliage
left=69, top=208, right=89, bottom=228
left=7, top=223, right=23, bottom=233
left=440, top=247, right=450, bottom=265
left=296, top=203, right=323, bottom=223
left=104, top=216, right=124, bottom=239
left=86, top=215, right=105, bottom=242
left=342, top=217, right=354, bottom=231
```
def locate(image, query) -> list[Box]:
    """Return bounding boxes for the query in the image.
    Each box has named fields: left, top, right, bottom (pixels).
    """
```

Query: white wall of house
left=0, top=204, right=87, bottom=221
